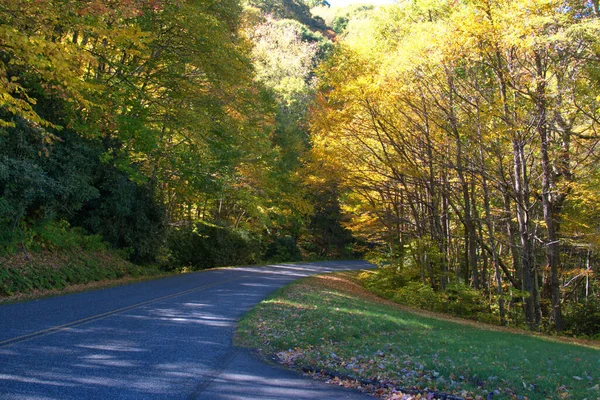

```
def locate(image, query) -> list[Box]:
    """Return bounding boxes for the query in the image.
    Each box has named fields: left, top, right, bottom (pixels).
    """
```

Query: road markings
left=0, top=275, right=244, bottom=348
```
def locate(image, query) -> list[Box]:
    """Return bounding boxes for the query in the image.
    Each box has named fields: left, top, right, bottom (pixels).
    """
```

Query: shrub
left=564, top=297, right=600, bottom=338
left=359, top=265, right=412, bottom=298
left=393, top=281, right=443, bottom=311
left=265, top=236, right=302, bottom=262
left=167, top=223, right=262, bottom=270
left=0, top=122, right=166, bottom=263
left=0, top=250, right=160, bottom=298
left=31, top=220, right=107, bottom=252
left=441, top=282, right=488, bottom=318
left=359, top=267, right=491, bottom=322
left=72, top=172, right=165, bottom=263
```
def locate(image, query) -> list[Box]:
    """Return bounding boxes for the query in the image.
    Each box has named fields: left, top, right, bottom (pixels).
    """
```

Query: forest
left=1, top=0, right=599, bottom=336
left=0, top=0, right=354, bottom=266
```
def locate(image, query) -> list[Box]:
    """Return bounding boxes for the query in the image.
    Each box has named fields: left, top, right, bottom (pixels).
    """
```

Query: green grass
left=236, top=272, right=600, bottom=399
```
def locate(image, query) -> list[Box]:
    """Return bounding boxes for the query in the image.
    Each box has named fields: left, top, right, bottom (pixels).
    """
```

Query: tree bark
left=535, top=51, right=563, bottom=331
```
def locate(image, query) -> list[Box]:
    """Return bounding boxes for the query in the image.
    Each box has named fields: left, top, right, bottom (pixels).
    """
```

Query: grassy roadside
left=236, top=271, right=600, bottom=400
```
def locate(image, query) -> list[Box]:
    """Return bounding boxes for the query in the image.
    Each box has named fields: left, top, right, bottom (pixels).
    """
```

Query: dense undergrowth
left=359, top=265, right=600, bottom=340
left=0, top=249, right=164, bottom=299
left=0, top=223, right=165, bottom=299
left=0, top=217, right=343, bottom=300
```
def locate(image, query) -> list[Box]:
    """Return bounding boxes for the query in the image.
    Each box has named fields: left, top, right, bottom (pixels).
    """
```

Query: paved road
left=0, top=260, right=374, bottom=399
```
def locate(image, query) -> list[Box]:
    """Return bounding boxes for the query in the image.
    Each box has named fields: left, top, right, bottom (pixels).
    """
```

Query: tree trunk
left=513, top=139, right=539, bottom=328
left=535, top=51, right=563, bottom=331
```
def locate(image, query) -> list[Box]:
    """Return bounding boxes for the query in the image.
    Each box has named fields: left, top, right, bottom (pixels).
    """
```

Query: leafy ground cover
left=0, top=250, right=166, bottom=302
left=236, top=272, right=600, bottom=400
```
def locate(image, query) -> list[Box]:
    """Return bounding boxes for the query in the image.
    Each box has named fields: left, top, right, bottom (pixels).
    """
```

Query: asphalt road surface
left=0, top=260, right=374, bottom=399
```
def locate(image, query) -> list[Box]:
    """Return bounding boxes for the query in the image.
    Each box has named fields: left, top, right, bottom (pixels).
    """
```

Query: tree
left=310, top=0, right=600, bottom=331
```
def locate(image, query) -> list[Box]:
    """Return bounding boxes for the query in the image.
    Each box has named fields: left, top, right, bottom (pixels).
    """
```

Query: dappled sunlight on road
left=239, top=282, right=272, bottom=288
left=199, top=348, right=369, bottom=400
left=0, top=373, right=78, bottom=387
left=0, top=261, right=374, bottom=399
left=207, top=371, right=333, bottom=399
left=0, top=299, right=239, bottom=397
left=235, top=261, right=373, bottom=279
left=127, top=306, right=238, bottom=328
left=78, top=353, right=139, bottom=368
left=77, top=340, right=149, bottom=353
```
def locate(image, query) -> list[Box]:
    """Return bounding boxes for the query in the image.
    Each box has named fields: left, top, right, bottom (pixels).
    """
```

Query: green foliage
left=0, top=0, right=277, bottom=258
left=304, top=185, right=356, bottom=258
left=360, top=264, right=489, bottom=321
left=330, top=5, right=374, bottom=34
left=0, top=129, right=84, bottom=229
left=360, top=266, right=408, bottom=297
left=564, top=297, right=600, bottom=338
left=265, top=236, right=302, bottom=262
left=331, top=15, right=348, bottom=34
left=300, top=0, right=326, bottom=7
left=251, top=18, right=320, bottom=111
left=0, top=115, right=165, bottom=261
left=0, top=119, right=98, bottom=252
left=441, top=282, right=488, bottom=318
left=71, top=168, right=165, bottom=263
left=0, top=0, right=352, bottom=284
left=27, top=221, right=107, bottom=253
left=166, top=223, right=262, bottom=270
left=248, top=0, right=327, bottom=30
left=0, top=250, right=161, bottom=297
left=393, top=281, right=443, bottom=311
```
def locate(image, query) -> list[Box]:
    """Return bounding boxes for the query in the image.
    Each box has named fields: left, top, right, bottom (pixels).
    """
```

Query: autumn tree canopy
left=0, top=0, right=353, bottom=265
left=2, top=0, right=599, bottom=334
left=310, top=0, right=600, bottom=332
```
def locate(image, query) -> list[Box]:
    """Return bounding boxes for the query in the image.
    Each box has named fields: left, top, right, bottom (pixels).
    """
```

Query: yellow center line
left=0, top=275, right=244, bottom=348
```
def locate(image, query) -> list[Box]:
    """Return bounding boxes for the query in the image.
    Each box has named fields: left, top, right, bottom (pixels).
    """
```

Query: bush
left=441, top=282, right=488, bottom=318
left=359, top=266, right=491, bottom=322
left=265, top=236, right=302, bottom=262
left=166, top=223, right=262, bottom=270
left=564, top=297, right=600, bottom=338
left=0, top=249, right=161, bottom=297
left=0, top=122, right=166, bottom=263
left=393, top=281, right=443, bottom=311
left=71, top=170, right=165, bottom=263
left=31, top=220, right=107, bottom=252
left=359, top=265, right=412, bottom=298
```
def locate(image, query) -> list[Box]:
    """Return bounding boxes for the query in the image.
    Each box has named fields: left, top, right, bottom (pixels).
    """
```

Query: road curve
left=0, top=260, right=374, bottom=399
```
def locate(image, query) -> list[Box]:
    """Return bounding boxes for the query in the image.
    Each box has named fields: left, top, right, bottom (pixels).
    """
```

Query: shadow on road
left=0, top=260, right=373, bottom=400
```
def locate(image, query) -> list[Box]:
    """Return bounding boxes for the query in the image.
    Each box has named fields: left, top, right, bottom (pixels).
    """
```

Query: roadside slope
left=0, top=249, right=166, bottom=303
left=236, top=272, right=600, bottom=400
